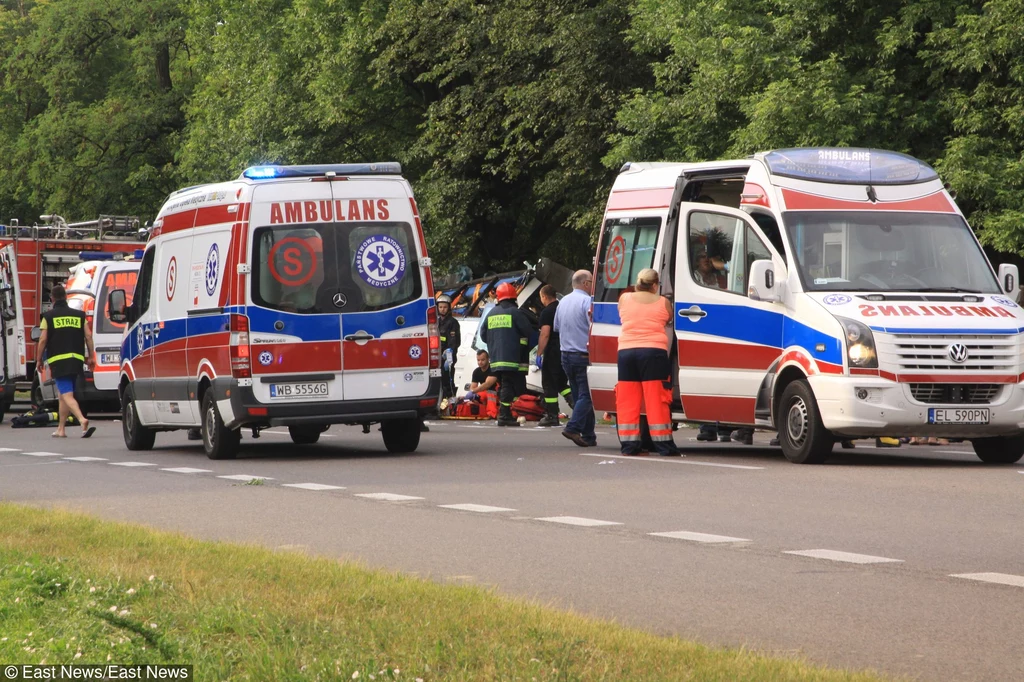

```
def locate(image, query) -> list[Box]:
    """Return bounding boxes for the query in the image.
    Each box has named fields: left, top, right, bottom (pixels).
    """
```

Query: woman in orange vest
left=615, top=268, right=681, bottom=456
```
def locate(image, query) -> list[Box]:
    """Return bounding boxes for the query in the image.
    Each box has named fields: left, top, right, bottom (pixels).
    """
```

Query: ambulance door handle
left=344, top=333, right=375, bottom=342
left=143, top=328, right=152, bottom=337
left=679, top=305, right=707, bottom=319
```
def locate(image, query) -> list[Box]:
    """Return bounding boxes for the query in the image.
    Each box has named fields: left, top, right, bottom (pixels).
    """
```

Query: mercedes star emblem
left=332, top=292, right=348, bottom=308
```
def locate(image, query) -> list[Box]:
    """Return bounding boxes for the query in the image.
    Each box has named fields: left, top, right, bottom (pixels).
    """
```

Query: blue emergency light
left=241, top=163, right=403, bottom=180
left=764, top=148, right=939, bottom=185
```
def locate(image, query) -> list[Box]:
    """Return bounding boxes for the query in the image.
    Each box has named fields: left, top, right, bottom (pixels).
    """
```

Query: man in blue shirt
left=554, top=270, right=596, bottom=446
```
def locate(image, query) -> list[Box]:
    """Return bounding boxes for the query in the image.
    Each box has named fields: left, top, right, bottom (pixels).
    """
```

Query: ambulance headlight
left=838, top=317, right=877, bottom=368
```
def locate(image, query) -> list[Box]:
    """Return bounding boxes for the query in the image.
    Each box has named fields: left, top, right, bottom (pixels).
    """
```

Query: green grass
left=0, top=504, right=897, bottom=681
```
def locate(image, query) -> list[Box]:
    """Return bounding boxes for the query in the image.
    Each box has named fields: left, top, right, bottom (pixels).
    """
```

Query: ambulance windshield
left=252, top=222, right=421, bottom=314
left=783, top=211, right=1000, bottom=293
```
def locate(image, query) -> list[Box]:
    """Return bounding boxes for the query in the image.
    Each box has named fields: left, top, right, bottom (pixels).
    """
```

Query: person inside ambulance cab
left=692, top=247, right=726, bottom=289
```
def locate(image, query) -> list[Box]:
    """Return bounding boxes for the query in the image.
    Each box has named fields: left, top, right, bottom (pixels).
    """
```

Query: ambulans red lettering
left=362, top=199, right=376, bottom=220
left=932, top=306, right=953, bottom=316
left=898, top=306, right=919, bottom=316
left=951, top=306, right=972, bottom=316
left=879, top=305, right=898, bottom=316
left=859, top=304, right=877, bottom=317
left=270, top=203, right=284, bottom=224
left=994, top=306, right=1015, bottom=318
left=920, top=306, right=934, bottom=316
left=265, top=199, right=393, bottom=224
left=970, top=307, right=997, bottom=318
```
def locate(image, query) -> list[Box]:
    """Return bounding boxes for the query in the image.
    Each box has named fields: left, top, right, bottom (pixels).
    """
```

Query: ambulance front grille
left=879, top=334, right=1018, bottom=372
left=908, top=384, right=1001, bottom=405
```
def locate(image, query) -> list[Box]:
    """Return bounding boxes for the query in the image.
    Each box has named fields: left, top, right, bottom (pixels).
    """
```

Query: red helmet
left=495, top=282, right=517, bottom=302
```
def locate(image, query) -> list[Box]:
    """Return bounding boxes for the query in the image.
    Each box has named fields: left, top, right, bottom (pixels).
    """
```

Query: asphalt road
left=1, top=416, right=1022, bottom=682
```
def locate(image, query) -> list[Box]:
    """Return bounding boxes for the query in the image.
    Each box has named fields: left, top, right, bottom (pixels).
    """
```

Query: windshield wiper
left=900, top=287, right=984, bottom=293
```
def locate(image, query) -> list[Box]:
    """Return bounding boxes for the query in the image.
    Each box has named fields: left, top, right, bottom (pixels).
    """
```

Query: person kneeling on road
left=479, top=283, right=533, bottom=427
left=614, top=269, right=680, bottom=456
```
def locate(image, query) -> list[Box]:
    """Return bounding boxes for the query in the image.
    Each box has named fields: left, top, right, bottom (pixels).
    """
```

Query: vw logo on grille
left=948, top=343, right=969, bottom=364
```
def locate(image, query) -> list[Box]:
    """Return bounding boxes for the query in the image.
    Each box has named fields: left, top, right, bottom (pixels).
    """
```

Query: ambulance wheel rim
left=786, top=398, right=809, bottom=446
left=204, top=405, right=215, bottom=450
left=125, top=401, right=135, bottom=433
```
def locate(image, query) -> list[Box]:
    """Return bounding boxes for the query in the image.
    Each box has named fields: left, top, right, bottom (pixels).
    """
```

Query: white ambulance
left=107, top=163, right=441, bottom=459
left=588, top=148, right=1024, bottom=464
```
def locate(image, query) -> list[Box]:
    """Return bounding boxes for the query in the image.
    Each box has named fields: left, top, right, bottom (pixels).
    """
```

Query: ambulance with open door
left=588, top=148, right=1024, bottom=464
left=108, top=163, right=440, bottom=459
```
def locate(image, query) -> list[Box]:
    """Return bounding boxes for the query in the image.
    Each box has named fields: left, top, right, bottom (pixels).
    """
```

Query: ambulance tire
left=288, top=425, right=322, bottom=445
left=778, top=380, right=832, bottom=464
left=30, top=376, right=45, bottom=408
left=381, top=418, right=421, bottom=453
left=122, top=385, right=156, bottom=451
left=971, top=435, right=1024, bottom=464
left=202, top=392, right=239, bottom=460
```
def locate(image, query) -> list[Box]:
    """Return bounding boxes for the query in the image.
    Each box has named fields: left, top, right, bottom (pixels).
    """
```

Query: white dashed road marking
left=577, top=452, right=763, bottom=470
left=951, top=573, right=1024, bottom=588
left=109, top=462, right=157, bottom=467
left=440, top=504, right=517, bottom=513
left=22, top=451, right=65, bottom=457
left=535, top=516, right=622, bottom=527
left=784, top=549, right=903, bottom=564
left=355, top=493, right=425, bottom=502
left=649, top=531, right=751, bottom=543
left=217, top=474, right=274, bottom=482
left=63, top=457, right=108, bottom=462
left=161, top=467, right=213, bottom=474
left=0, top=448, right=22, bottom=452
left=282, top=483, right=346, bottom=491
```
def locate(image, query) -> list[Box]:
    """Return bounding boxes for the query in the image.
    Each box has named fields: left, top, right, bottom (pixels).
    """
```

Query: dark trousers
left=495, top=370, right=520, bottom=421
left=441, top=363, right=457, bottom=399
left=541, top=351, right=571, bottom=417
left=562, top=351, right=595, bottom=443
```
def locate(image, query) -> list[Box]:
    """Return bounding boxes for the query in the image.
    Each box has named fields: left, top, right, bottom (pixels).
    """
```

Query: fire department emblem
left=205, top=243, right=220, bottom=296
left=258, top=351, right=273, bottom=366
left=408, top=344, right=422, bottom=360
left=356, top=235, right=406, bottom=288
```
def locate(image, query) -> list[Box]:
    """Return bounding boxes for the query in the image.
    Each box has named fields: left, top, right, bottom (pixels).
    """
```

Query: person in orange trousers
left=615, top=268, right=681, bottom=456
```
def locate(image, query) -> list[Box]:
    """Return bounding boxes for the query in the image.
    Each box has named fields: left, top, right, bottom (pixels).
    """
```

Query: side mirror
left=998, top=264, right=1018, bottom=295
left=30, top=326, right=41, bottom=341
left=107, top=289, right=128, bottom=324
left=748, top=260, right=781, bottom=303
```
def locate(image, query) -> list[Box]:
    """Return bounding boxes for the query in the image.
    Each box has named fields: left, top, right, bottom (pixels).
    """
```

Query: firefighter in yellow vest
left=36, top=284, right=96, bottom=438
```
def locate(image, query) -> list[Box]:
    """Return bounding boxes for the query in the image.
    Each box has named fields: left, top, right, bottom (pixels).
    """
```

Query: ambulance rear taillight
left=427, top=305, right=440, bottom=370
left=229, top=314, right=252, bottom=379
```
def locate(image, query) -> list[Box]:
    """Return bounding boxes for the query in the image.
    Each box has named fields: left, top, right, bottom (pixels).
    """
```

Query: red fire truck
left=0, top=215, right=146, bottom=419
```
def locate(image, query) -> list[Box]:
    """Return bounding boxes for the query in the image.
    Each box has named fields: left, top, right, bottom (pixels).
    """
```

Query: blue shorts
left=54, top=376, right=76, bottom=396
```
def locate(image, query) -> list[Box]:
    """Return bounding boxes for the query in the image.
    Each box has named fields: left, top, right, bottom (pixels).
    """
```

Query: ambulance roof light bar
left=763, top=148, right=939, bottom=185
left=241, top=162, right=402, bottom=180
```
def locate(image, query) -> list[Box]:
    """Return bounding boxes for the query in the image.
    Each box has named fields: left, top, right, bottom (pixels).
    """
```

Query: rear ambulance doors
left=92, top=263, right=138, bottom=393
left=247, top=175, right=431, bottom=406
left=673, top=203, right=787, bottom=426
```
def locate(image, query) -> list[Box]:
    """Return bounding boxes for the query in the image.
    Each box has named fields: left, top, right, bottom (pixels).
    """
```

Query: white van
left=108, top=163, right=441, bottom=459
left=36, top=257, right=140, bottom=410
left=588, top=148, right=1024, bottom=464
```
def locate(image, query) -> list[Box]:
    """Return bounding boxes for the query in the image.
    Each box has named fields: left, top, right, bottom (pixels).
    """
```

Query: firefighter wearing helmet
left=479, top=282, right=533, bottom=426
left=436, top=293, right=461, bottom=400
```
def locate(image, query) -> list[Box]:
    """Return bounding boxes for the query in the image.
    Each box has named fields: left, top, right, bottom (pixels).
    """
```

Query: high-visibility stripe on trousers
left=615, top=347, right=679, bottom=456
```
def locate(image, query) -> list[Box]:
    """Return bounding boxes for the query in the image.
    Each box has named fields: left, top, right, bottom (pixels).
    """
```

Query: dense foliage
left=2, top=0, right=1023, bottom=274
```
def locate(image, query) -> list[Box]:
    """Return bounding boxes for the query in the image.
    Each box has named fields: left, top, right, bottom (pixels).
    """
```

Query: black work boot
left=496, top=406, right=519, bottom=427
left=537, top=413, right=559, bottom=427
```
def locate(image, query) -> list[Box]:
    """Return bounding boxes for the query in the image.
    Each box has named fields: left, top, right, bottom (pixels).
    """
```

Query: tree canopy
left=1, top=0, right=1023, bottom=275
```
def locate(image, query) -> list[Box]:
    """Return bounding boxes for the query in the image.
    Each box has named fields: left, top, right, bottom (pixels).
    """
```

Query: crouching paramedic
left=614, top=269, right=680, bottom=456
left=479, top=282, right=533, bottom=427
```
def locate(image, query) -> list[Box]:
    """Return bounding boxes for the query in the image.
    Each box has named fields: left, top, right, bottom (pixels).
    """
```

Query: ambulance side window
left=136, top=248, right=155, bottom=317
left=688, top=212, right=772, bottom=297
left=594, top=217, right=661, bottom=303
